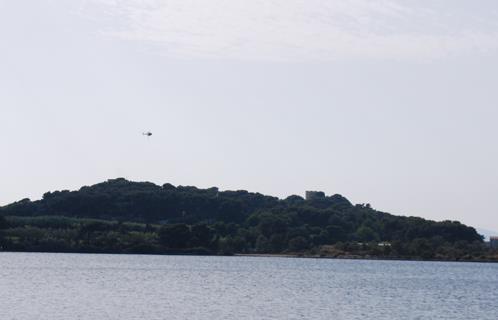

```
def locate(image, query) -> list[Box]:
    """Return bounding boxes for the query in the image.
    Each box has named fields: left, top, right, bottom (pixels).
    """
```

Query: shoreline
left=1, top=250, right=497, bottom=263
left=235, top=253, right=498, bottom=264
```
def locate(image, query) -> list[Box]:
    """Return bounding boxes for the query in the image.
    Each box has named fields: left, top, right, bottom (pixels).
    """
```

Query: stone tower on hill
left=305, top=191, right=325, bottom=201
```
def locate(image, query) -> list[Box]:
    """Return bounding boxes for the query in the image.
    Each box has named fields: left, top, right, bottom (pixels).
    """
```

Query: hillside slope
left=1, top=178, right=492, bottom=260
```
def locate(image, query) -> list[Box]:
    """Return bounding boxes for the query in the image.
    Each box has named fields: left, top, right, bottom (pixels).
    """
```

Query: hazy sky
left=1, top=0, right=498, bottom=231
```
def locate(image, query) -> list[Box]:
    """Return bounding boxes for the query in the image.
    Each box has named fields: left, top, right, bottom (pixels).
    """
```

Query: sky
left=1, top=0, right=498, bottom=232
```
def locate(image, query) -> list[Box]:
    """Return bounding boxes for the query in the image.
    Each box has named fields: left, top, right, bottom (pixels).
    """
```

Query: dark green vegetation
left=1, top=178, right=496, bottom=261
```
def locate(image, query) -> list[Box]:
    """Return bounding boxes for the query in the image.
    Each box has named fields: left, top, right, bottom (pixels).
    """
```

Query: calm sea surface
left=0, top=252, right=497, bottom=320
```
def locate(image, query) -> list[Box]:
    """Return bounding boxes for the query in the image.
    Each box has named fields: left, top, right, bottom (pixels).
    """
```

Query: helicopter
left=142, top=132, right=152, bottom=137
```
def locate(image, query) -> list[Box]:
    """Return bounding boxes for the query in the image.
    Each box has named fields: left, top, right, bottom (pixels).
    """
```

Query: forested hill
left=1, top=178, right=493, bottom=261
left=1, top=178, right=352, bottom=224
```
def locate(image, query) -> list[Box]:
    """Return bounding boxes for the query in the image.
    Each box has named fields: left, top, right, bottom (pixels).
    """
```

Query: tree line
left=1, top=178, right=495, bottom=261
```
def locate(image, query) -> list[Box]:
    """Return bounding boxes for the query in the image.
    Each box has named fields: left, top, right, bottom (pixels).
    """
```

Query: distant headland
left=1, top=178, right=497, bottom=262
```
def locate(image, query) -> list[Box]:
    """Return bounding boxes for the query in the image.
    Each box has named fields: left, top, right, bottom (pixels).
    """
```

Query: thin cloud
left=77, top=0, right=498, bottom=61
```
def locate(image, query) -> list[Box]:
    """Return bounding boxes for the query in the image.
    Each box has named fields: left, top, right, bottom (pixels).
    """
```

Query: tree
left=355, top=226, right=379, bottom=242
left=158, top=224, right=191, bottom=248
left=190, top=224, right=212, bottom=247
left=255, top=235, right=269, bottom=253
left=268, top=234, right=287, bottom=252
left=289, top=236, right=309, bottom=251
left=0, top=215, right=9, bottom=250
left=258, top=214, right=287, bottom=238
left=218, top=236, right=235, bottom=255
left=0, top=216, right=8, bottom=230
left=409, top=238, right=434, bottom=259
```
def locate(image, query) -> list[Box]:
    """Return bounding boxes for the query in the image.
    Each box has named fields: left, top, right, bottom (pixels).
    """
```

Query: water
left=0, top=253, right=497, bottom=320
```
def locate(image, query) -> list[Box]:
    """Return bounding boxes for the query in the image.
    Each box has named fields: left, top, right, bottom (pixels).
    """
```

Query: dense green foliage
left=1, top=178, right=494, bottom=261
